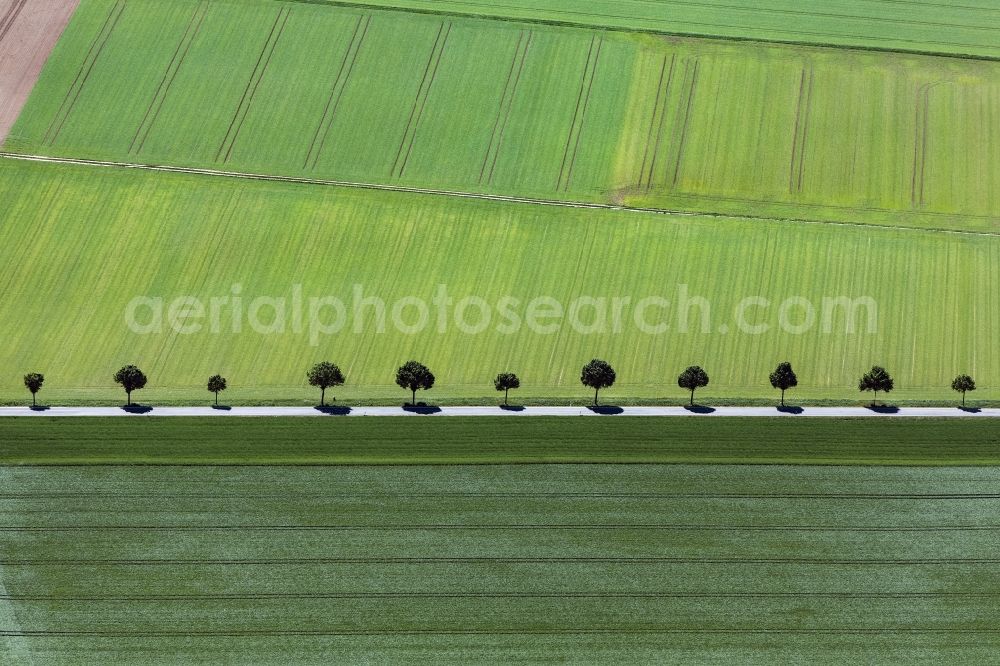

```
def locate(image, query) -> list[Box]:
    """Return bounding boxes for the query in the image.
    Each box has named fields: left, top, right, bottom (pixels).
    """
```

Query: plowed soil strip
left=0, top=0, right=79, bottom=142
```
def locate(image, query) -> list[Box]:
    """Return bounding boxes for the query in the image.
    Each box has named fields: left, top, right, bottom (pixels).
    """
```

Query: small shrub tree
left=677, top=365, right=710, bottom=406
left=207, top=375, right=227, bottom=406
left=396, top=361, right=435, bottom=406
left=951, top=374, right=976, bottom=407
left=114, top=365, right=148, bottom=406
left=23, top=373, right=44, bottom=407
left=769, top=362, right=798, bottom=407
left=307, top=362, right=345, bottom=407
left=859, top=366, right=894, bottom=407
left=580, top=359, right=616, bottom=406
left=494, top=372, right=520, bottom=406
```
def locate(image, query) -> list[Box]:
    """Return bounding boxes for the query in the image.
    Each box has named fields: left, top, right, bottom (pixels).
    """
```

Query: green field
left=5, top=0, right=999, bottom=231
left=353, top=0, right=1000, bottom=58
left=2, top=418, right=1000, bottom=663
left=0, top=159, right=996, bottom=405
left=2, top=417, right=998, bottom=465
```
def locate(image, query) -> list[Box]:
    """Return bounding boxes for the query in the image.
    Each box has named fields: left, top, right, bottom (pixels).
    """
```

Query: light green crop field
left=351, top=0, right=1000, bottom=59
left=2, top=420, right=1000, bottom=663
left=5, top=0, right=999, bottom=232
left=0, top=159, right=996, bottom=406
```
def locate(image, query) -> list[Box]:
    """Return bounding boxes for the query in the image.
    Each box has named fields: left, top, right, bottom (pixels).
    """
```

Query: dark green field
left=2, top=421, right=1000, bottom=663
left=1, top=417, right=998, bottom=465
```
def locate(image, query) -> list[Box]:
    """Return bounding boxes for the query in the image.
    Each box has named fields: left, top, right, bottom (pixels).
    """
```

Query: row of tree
left=19, top=361, right=980, bottom=408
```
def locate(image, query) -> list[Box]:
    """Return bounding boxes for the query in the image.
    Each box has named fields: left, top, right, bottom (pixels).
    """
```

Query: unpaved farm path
left=0, top=0, right=79, bottom=143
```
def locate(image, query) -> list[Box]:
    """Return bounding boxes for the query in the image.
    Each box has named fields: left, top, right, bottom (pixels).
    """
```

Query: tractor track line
left=637, top=55, right=668, bottom=190
left=42, top=0, right=126, bottom=146
left=6, top=492, right=1000, bottom=500
left=390, top=21, right=446, bottom=177
left=556, top=36, right=596, bottom=191
left=670, top=59, right=700, bottom=188
left=214, top=7, right=289, bottom=164
left=2, top=152, right=998, bottom=239
left=0, top=0, right=27, bottom=44
left=128, top=1, right=208, bottom=155
left=479, top=30, right=525, bottom=184
left=396, top=22, right=452, bottom=177
left=303, top=14, right=371, bottom=170
left=645, top=54, right=677, bottom=191
left=485, top=31, right=532, bottom=185
left=563, top=37, right=603, bottom=191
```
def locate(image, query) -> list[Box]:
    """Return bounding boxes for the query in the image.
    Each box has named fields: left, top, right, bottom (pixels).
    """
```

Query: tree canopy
left=396, top=361, right=435, bottom=405
left=113, top=365, right=148, bottom=405
left=307, top=362, right=345, bottom=406
left=677, top=366, right=710, bottom=406
left=859, top=366, right=894, bottom=406
left=769, top=362, right=798, bottom=407
left=580, top=359, right=616, bottom=406
left=494, top=372, right=521, bottom=405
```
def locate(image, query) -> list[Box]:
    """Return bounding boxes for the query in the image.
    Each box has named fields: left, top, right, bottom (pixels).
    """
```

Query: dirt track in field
left=0, top=0, right=79, bottom=143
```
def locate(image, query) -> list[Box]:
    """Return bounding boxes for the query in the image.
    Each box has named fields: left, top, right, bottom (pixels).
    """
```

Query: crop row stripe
left=214, top=6, right=291, bottom=164
left=128, top=1, right=210, bottom=155
left=42, top=0, right=127, bottom=147
left=391, top=21, right=453, bottom=178
left=303, top=14, right=372, bottom=171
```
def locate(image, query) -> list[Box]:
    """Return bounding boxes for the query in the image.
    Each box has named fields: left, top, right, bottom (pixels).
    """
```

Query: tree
left=23, top=373, right=44, bottom=408
left=580, top=359, right=616, bottom=406
left=114, top=365, right=148, bottom=406
left=951, top=374, right=976, bottom=407
left=858, top=366, right=894, bottom=407
left=677, top=365, right=710, bottom=406
left=307, top=362, right=345, bottom=407
left=396, top=361, right=435, bottom=406
left=494, top=372, right=521, bottom=406
left=207, top=375, right=227, bottom=406
left=769, top=362, right=798, bottom=407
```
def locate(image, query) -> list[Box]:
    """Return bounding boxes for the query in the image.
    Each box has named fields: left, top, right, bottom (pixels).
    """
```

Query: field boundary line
left=391, top=21, right=452, bottom=178
left=0, top=0, right=27, bottom=45
left=41, top=0, right=126, bottom=146
left=6, top=492, right=1000, bottom=499
left=303, top=14, right=372, bottom=170
left=128, top=1, right=209, bottom=155
left=1, top=153, right=998, bottom=239
left=273, top=0, right=1000, bottom=64
left=7, top=557, right=1000, bottom=565
left=215, top=6, right=291, bottom=164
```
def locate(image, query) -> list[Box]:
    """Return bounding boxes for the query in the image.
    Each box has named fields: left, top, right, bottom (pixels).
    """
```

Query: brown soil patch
left=0, top=0, right=80, bottom=143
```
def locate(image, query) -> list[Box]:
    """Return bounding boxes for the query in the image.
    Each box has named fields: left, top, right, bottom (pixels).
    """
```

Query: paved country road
left=0, top=406, right=995, bottom=417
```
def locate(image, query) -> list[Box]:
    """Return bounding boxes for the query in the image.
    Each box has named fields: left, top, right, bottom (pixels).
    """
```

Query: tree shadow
left=587, top=405, right=624, bottom=415
left=29, top=405, right=50, bottom=412
left=499, top=404, right=525, bottom=412
left=212, top=405, right=232, bottom=411
left=959, top=406, right=981, bottom=414
left=315, top=405, right=352, bottom=415
left=402, top=404, right=442, bottom=415
left=866, top=404, right=900, bottom=414
left=121, top=404, right=153, bottom=414
left=776, top=405, right=804, bottom=414
left=683, top=405, right=716, bottom=414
